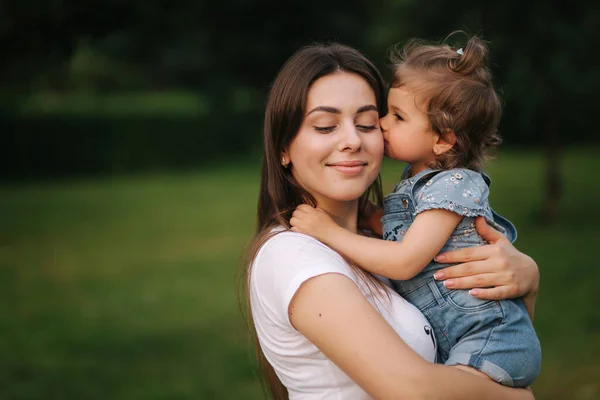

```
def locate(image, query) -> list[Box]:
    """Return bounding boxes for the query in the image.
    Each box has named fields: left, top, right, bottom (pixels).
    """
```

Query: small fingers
left=296, top=204, right=314, bottom=212
left=292, top=209, right=307, bottom=219
left=292, top=205, right=314, bottom=219
left=290, top=215, right=308, bottom=228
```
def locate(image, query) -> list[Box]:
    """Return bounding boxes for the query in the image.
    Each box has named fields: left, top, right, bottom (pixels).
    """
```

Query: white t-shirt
left=250, top=229, right=437, bottom=400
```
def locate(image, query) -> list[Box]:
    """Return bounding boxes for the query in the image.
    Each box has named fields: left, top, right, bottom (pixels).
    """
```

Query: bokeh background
left=1, top=1, right=599, bottom=398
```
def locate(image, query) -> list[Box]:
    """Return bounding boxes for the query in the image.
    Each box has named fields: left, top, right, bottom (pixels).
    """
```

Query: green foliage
left=17, top=91, right=209, bottom=117
left=0, top=148, right=599, bottom=399
left=1, top=0, right=598, bottom=178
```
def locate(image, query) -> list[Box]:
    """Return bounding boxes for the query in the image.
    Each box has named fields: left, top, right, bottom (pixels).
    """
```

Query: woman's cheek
left=368, top=133, right=385, bottom=162
left=365, top=135, right=383, bottom=182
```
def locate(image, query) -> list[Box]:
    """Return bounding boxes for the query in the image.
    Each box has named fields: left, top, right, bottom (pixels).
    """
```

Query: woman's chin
left=325, top=187, right=372, bottom=203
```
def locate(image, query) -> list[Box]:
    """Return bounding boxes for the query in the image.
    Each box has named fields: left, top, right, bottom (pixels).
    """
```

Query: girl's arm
left=290, top=204, right=461, bottom=280
left=290, top=272, right=534, bottom=400
left=433, top=217, right=539, bottom=320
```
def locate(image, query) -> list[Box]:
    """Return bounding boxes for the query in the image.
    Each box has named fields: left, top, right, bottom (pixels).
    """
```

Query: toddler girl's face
left=380, top=88, right=438, bottom=172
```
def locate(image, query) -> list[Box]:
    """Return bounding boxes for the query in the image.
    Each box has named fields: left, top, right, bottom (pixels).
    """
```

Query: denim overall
left=382, top=167, right=541, bottom=387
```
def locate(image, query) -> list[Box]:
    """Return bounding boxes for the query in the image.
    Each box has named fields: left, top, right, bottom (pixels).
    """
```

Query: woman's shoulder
left=250, top=228, right=359, bottom=326
left=253, top=228, right=354, bottom=284
left=260, top=227, right=345, bottom=258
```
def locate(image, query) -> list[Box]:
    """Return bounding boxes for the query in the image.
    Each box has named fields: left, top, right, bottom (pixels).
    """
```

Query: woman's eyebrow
left=306, top=104, right=378, bottom=116
left=307, top=106, right=341, bottom=115
left=356, top=105, right=378, bottom=114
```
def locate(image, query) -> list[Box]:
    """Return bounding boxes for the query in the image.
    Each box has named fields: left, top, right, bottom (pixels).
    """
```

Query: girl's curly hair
left=390, top=34, right=502, bottom=171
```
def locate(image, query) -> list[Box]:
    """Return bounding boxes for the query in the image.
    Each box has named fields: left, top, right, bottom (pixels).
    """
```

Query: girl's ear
left=433, top=129, right=456, bottom=156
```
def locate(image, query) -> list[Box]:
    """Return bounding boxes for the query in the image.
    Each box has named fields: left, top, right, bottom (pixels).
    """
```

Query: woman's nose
left=339, top=123, right=362, bottom=151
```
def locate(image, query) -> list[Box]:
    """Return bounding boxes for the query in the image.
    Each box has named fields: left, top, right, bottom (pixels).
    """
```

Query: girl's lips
left=326, top=161, right=367, bottom=175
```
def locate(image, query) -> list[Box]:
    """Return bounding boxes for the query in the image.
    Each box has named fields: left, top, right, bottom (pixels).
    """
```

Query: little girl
left=289, top=36, right=541, bottom=387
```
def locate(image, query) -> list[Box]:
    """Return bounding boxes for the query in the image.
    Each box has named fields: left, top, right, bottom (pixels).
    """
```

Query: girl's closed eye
left=393, top=113, right=404, bottom=121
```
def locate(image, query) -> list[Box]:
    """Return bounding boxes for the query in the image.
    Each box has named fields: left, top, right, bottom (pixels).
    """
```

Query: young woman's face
left=285, top=72, right=383, bottom=206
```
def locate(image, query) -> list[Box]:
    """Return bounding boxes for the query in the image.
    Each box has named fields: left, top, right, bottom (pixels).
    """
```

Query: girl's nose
left=380, top=114, right=389, bottom=132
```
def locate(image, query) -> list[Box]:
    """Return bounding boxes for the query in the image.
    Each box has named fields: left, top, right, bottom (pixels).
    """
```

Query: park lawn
left=0, top=147, right=598, bottom=399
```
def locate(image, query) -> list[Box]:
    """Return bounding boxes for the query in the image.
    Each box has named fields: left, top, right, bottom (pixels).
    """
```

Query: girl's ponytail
left=447, top=36, right=489, bottom=76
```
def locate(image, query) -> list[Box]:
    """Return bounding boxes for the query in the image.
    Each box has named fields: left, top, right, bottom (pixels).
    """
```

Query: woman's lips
left=326, top=161, right=367, bottom=175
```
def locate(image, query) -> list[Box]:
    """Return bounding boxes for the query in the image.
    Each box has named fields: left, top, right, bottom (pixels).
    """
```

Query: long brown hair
left=238, top=43, right=387, bottom=399
left=391, top=34, right=502, bottom=171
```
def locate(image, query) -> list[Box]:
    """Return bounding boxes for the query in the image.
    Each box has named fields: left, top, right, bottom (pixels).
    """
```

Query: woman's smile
left=326, top=160, right=368, bottom=175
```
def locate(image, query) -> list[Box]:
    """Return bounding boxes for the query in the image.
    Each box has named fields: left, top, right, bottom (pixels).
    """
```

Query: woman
left=242, top=43, right=539, bottom=399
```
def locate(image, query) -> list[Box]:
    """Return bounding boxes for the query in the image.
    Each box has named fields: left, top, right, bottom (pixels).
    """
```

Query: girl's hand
left=433, top=217, right=539, bottom=301
left=290, top=204, right=340, bottom=242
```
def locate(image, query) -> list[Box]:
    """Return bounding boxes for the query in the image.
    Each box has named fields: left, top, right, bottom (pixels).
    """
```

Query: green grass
left=0, top=148, right=599, bottom=399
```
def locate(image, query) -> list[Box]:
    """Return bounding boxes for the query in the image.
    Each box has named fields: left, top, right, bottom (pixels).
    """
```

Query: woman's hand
left=433, top=217, right=539, bottom=301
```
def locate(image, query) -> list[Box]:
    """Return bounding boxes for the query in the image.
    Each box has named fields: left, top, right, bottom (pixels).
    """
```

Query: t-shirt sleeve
left=250, top=231, right=358, bottom=327
left=413, top=169, right=491, bottom=217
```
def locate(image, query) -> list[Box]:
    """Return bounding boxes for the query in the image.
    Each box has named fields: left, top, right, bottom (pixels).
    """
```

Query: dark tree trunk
left=541, top=112, right=561, bottom=224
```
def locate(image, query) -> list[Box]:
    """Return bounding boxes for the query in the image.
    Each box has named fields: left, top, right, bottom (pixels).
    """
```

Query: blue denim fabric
left=382, top=168, right=541, bottom=387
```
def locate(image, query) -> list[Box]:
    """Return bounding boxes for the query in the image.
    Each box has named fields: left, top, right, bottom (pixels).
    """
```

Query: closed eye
left=357, top=125, right=378, bottom=132
left=394, top=113, right=404, bottom=121
left=314, top=126, right=335, bottom=133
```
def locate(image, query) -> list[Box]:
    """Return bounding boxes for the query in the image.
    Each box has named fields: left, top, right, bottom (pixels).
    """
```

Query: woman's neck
left=315, top=198, right=359, bottom=233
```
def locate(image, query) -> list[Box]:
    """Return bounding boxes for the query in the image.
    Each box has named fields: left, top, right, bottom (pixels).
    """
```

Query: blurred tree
left=482, top=1, right=597, bottom=222
left=0, top=0, right=598, bottom=193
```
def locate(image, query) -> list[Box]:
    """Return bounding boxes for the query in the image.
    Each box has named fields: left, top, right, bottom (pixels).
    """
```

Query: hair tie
left=456, top=48, right=464, bottom=55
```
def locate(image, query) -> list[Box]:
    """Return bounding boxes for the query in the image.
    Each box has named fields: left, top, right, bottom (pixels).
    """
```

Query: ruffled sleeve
left=413, top=169, right=492, bottom=217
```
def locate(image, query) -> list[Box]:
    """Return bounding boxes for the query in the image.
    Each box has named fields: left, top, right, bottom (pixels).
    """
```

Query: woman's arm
left=289, top=273, right=534, bottom=400
left=433, top=217, right=539, bottom=320
left=290, top=205, right=461, bottom=280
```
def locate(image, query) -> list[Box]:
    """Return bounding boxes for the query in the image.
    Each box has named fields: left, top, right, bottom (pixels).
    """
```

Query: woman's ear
left=433, top=130, right=456, bottom=156
left=281, top=150, right=290, bottom=167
